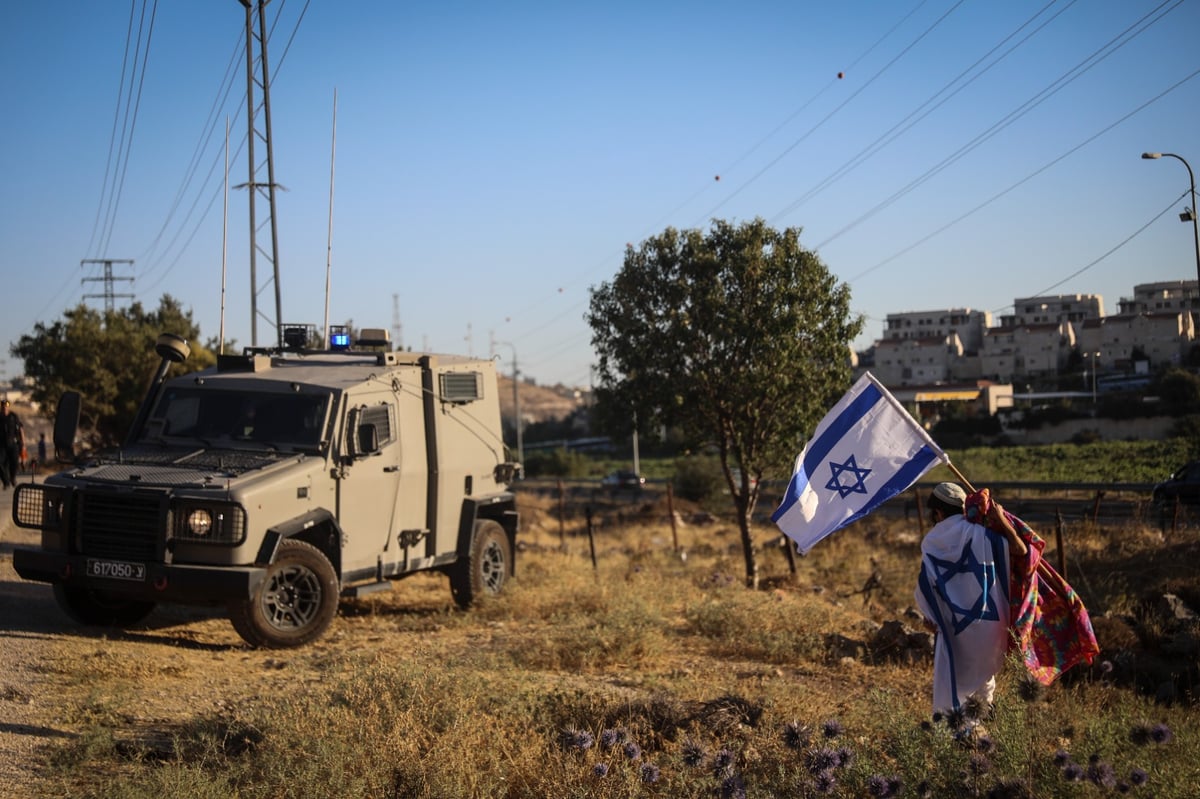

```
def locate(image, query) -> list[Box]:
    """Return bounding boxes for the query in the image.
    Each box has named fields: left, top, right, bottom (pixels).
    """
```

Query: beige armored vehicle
left=12, top=327, right=519, bottom=648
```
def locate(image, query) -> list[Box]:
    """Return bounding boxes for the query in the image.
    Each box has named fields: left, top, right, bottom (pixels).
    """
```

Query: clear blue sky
left=2, top=1, right=1198, bottom=388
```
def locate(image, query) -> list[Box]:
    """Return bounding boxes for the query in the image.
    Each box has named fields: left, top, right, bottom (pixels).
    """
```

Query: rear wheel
left=449, top=520, right=511, bottom=608
left=229, top=539, right=339, bottom=648
left=53, top=583, right=156, bottom=627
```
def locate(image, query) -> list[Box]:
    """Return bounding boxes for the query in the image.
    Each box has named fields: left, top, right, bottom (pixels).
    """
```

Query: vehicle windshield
left=141, top=387, right=331, bottom=452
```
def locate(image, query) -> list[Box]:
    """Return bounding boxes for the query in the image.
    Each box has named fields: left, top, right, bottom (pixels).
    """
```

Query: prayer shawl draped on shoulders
left=915, top=516, right=1011, bottom=713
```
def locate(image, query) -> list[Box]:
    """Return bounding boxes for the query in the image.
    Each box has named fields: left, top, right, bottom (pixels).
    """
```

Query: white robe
left=914, top=515, right=1011, bottom=714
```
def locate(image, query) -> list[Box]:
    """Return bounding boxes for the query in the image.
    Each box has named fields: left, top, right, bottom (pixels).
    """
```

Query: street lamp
left=1090, top=351, right=1100, bottom=405
left=1141, top=152, right=1200, bottom=300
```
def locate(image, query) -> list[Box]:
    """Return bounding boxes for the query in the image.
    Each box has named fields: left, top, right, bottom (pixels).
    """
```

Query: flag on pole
left=772, top=372, right=949, bottom=554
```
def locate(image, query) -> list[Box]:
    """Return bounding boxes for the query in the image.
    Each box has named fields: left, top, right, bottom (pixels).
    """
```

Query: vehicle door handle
left=384, top=465, right=399, bottom=473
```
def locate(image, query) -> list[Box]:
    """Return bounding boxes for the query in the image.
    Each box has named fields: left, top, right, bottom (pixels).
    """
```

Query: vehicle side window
left=359, top=403, right=394, bottom=449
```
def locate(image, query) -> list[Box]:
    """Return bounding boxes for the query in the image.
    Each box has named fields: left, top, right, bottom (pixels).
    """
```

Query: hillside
left=497, top=375, right=587, bottom=424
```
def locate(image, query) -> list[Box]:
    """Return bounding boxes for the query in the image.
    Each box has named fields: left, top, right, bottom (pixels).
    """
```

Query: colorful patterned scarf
left=965, top=489, right=1100, bottom=685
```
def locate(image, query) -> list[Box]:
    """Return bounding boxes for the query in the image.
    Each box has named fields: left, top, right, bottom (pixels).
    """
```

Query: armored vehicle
left=12, top=327, right=519, bottom=647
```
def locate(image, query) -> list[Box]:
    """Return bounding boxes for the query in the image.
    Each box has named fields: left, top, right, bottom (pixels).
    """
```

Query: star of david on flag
left=772, top=372, right=949, bottom=554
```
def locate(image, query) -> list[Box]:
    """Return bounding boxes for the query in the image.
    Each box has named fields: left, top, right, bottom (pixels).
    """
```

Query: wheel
left=449, top=519, right=512, bottom=609
left=228, top=539, right=339, bottom=648
left=53, top=583, right=156, bottom=627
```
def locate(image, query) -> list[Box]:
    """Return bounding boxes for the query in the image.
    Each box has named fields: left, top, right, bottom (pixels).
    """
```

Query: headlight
left=186, top=508, right=214, bottom=536
left=174, top=502, right=246, bottom=545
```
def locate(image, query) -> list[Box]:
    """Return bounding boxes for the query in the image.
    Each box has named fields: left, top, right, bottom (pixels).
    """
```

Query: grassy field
left=29, top=481, right=1199, bottom=798
left=584, top=438, right=1197, bottom=486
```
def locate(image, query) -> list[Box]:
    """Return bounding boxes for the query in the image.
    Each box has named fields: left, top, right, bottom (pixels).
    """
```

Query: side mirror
left=357, top=423, right=379, bottom=456
left=53, top=391, right=82, bottom=463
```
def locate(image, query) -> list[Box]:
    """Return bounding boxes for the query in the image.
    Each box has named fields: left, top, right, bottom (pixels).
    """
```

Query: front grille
left=76, top=489, right=166, bottom=561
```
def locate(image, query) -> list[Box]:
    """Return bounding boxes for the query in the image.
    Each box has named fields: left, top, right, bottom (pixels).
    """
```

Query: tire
left=228, top=539, right=339, bottom=648
left=449, top=519, right=512, bottom=609
left=53, top=583, right=156, bottom=627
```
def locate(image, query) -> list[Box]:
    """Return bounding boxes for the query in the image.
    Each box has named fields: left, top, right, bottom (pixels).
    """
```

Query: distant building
left=980, top=321, right=1074, bottom=381
left=1117, top=280, right=1200, bottom=320
left=1076, top=311, right=1195, bottom=370
left=1000, top=293, right=1104, bottom=328
left=882, top=308, right=990, bottom=353
left=873, top=333, right=963, bottom=387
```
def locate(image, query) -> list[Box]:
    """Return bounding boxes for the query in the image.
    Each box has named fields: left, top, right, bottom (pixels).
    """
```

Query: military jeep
left=12, top=327, right=519, bottom=648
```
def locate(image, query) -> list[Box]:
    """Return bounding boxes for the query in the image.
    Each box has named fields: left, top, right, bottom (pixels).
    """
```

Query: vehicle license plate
left=86, top=559, right=146, bottom=582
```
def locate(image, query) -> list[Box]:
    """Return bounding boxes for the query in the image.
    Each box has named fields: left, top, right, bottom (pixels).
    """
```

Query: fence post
left=557, top=478, right=566, bottom=545
left=667, top=482, right=679, bottom=553
left=1054, top=509, right=1067, bottom=581
left=585, top=505, right=598, bottom=575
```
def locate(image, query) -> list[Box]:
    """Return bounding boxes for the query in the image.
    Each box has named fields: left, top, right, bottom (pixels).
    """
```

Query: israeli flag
left=772, top=372, right=948, bottom=554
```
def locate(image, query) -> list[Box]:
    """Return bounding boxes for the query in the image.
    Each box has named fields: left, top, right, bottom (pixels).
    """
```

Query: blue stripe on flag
left=770, top=382, right=882, bottom=522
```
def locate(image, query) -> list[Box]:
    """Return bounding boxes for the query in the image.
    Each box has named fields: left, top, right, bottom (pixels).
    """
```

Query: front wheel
left=229, top=539, right=339, bottom=648
left=449, top=520, right=512, bottom=608
left=53, top=583, right=156, bottom=627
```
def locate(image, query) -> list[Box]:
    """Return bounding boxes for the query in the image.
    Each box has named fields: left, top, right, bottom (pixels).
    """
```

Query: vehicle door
left=336, top=396, right=402, bottom=576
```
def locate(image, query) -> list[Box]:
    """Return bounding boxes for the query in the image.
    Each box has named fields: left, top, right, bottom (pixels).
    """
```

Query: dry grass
left=24, top=491, right=1200, bottom=798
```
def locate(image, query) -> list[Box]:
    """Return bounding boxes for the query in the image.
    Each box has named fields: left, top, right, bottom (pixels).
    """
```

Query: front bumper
left=12, top=548, right=265, bottom=603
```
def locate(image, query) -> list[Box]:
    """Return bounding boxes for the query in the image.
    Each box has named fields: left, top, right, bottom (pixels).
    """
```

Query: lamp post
left=1142, top=152, right=1200, bottom=297
left=1091, top=351, right=1100, bottom=405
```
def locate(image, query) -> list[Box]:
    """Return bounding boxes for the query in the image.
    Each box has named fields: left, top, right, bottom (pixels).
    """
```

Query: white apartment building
left=872, top=333, right=963, bottom=387
left=1075, top=312, right=1195, bottom=370
left=979, top=322, right=1074, bottom=380
left=864, top=284, right=1196, bottom=388
left=1000, top=293, right=1104, bottom=328
left=1117, top=280, right=1200, bottom=317
left=882, top=309, right=990, bottom=353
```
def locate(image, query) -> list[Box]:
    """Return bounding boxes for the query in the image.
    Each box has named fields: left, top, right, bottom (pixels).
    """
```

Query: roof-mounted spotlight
left=329, top=325, right=351, bottom=351
left=283, top=324, right=312, bottom=351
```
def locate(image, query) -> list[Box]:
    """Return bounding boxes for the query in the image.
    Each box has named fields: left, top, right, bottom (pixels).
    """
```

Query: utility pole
left=392, top=293, right=404, bottom=350
left=236, top=0, right=284, bottom=348
left=80, top=259, right=134, bottom=313
left=491, top=333, right=523, bottom=472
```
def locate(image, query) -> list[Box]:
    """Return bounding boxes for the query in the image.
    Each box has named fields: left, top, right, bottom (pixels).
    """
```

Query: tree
left=587, top=218, right=863, bottom=587
left=11, top=295, right=216, bottom=446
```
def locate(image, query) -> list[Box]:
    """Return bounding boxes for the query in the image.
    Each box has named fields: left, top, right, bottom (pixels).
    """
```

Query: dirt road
left=0, top=483, right=70, bottom=793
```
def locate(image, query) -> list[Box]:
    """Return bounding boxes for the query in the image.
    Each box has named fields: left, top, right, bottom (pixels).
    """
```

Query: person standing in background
left=1, top=399, right=25, bottom=489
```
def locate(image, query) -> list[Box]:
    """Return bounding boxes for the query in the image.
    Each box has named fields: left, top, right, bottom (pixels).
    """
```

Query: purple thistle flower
left=599, top=728, right=621, bottom=749
left=976, top=734, right=995, bottom=754
left=919, top=719, right=934, bottom=732
left=835, top=746, right=855, bottom=769
left=1062, top=763, right=1085, bottom=782
left=887, top=776, right=903, bottom=797
left=1117, top=781, right=1131, bottom=793
left=622, top=741, right=641, bottom=761
left=915, top=780, right=932, bottom=798
left=968, top=753, right=990, bottom=776
left=822, top=719, right=844, bottom=739
left=559, top=726, right=593, bottom=751
left=1052, top=749, right=1072, bottom=766
left=1129, top=767, right=1149, bottom=786
left=1088, top=752, right=1101, bottom=765
left=866, top=774, right=891, bottom=798
left=1087, top=761, right=1117, bottom=790
left=1150, top=723, right=1173, bottom=744
left=783, top=720, right=811, bottom=749
left=713, top=747, right=735, bottom=775
left=592, top=762, right=609, bottom=778
left=640, top=762, right=660, bottom=784
left=807, top=747, right=839, bottom=776
left=814, top=771, right=836, bottom=794
left=719, top=774, right=747, bottom=799
left=682, top=738, right=706, bottom=768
